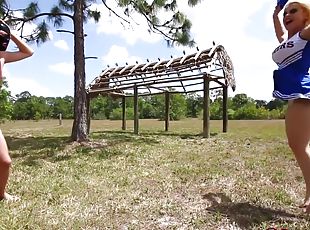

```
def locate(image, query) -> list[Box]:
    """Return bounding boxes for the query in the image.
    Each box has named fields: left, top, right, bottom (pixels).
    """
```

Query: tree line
left=0, top=82, right=287, bottom=122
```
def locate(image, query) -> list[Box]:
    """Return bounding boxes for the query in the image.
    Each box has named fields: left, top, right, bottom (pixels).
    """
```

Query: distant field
left=0, top=119, right=309, bottom=229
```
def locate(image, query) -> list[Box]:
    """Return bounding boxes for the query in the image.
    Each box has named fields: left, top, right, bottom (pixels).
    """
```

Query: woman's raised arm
left=273, top=5, right=285, bottom=43
left=3, top=33, right=34, bottom=63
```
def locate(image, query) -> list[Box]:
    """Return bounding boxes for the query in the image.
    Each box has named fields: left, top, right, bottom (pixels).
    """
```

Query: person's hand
left=273, top=5, right=282, bottom=18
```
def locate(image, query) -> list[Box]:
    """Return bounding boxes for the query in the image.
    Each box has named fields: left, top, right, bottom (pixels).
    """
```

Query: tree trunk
left=71, top=0, right=88, bottom=142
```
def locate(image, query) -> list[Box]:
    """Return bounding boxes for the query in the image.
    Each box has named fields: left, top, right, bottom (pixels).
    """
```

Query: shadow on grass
left=5, top=136, right=71, bottom=165
left=5, top=129, right=217, bottom=166
left=91, top=130, right=218, bottom=141
left=4, top=131, right=167, bottom=165
left=91, top=131, right=160, bottom=145
left=202, top=192, right=305, bottom=228
left=6, top=136, right=70, bottom=152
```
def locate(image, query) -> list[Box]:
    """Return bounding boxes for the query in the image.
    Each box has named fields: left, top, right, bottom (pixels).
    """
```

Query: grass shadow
left=5, top=136, right=73, bottom=165
left=6, top=136, right=70, bottom=153
left=202, top=192, right=305, bottom=229
left=5, top=133, right=146, bottom=165
left=91, top=130, right=218, bottom=141
left=91, top=130, right=161, bottom=145
left=5, top=129, right=218, bottom=166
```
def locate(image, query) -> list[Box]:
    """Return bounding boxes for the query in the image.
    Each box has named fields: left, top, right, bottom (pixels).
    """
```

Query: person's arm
left=273, top=5, right=285, bottom=43
left=300, top=24, right=310, bottom=40
left=0, top=57, right=4, bottom=81
left=2, top=33, right=34, bottom=63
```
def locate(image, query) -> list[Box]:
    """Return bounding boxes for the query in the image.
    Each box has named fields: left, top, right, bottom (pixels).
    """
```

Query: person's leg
left=285, top=99, right=310, bottom=210
left=0, top=129, right=12, bottom=200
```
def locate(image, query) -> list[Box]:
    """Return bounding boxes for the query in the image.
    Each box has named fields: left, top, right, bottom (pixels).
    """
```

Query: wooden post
left=203, top=75, right=210, bottom=138
left=86, top=95, right=91, bottom=135
left=134, top=85, right=139, bottom=134
left=59, top=113, right=62, bottom=126
left=223, top=86, right=228, bottom=133
left=165, top=91, right=170, bottom=131
left=122, top=96, right=126, bottom=130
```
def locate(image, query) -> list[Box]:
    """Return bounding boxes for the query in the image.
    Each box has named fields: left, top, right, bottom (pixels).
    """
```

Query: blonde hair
left=287, top=1, right=310, bottom=26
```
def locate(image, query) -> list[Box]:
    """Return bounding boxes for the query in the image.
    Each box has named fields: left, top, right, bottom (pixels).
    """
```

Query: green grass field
left=0, top=119, right=309, bottom=229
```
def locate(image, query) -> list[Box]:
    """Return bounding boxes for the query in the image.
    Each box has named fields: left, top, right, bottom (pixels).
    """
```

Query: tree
left=210, top=98, right=222, bottom=120
left=255, top=100, right=267, bottom=108
left=186, top=93, right=203, bottom=118
left=0, top=79, right=13, bottom=122
left=170, top=93, right=187, bottom=120
left=52, top=96, right=74, bottom=119
left=13, top=91, right=32, bottom=119
left=231, top=93, right=255, bottom=110
left=12, top=94, right=50, bottom=120
left=1, top=0, right=202, bottom=141
left=266, top=98, right=287, bottom=111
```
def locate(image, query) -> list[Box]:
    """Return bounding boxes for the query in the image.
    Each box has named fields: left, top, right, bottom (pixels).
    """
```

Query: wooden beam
left=153, top=59, right=165, bottom=69
left=141, top=61, right=154, bottom=71
left=165, top=91, right=170, bottom=132
left=119, top=64, right=133, bottom=74
left=118, top=86, right=224, bottom=98
left=86, top=95, right=91, bottom=135
left=194, top=49, right=204, bottom=61
left=122, top=96, right=126, bottom=130
left=89, top=74, right=224, bottom=94
left=166, top=57, right=176, bottom=67
left=108, top=67, right=122, bottom=77
left=223, top=85, right=228, bottom=133
left=98, top=64, right=219, bottom=84
left=97, top=58, right=213, bottom=82
left=130, top=63, right=143, bottom=73
left=203, top=75, right=210, bottom=138
left=134, top=85, right=139, bottom=134
left=180, top=53, right=192, bottom=64
left=101, top=67, right=113, bottom=76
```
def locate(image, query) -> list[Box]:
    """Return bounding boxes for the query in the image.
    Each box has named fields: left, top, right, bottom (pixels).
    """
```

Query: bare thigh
left=285, top=99, right=310, bottom=150
left=0, top=130, right=10, bottom=163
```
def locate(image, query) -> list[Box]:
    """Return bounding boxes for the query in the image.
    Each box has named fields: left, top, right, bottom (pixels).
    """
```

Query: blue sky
left=4, top=0, right=280, bottom=101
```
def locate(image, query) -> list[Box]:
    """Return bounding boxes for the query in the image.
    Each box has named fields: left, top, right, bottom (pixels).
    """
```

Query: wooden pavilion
left=86, top=44, right=236, bottom=137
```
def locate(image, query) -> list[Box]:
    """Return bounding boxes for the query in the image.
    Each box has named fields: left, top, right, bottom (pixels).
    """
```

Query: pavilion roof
left=87, top=44, right=235, bottom=98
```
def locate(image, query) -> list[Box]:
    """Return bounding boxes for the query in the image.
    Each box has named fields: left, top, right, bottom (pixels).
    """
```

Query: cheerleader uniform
left=272, top=32, right=310, bottom=100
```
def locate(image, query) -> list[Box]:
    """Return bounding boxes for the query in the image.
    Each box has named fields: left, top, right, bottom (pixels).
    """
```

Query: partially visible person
left=0, top=20, right=34, bottom=201
left=272, top=1, right=310, bottom=213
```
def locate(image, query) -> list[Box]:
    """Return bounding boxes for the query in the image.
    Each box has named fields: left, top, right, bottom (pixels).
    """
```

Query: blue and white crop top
left=272, top=32, right=310, bottom=100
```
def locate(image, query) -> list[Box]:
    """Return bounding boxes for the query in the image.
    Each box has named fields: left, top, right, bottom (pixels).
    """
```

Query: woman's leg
left=285, top=99, right=310, bottom=210
left=0, top=129, right=12, bottom=200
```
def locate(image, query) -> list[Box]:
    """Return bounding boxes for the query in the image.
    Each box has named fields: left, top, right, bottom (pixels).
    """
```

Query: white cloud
left=9, top=78, right=55, bottom=97
left=173, top=0, right=279, bottom=100
left=3, top=68, right=55, bottom=97
left=90, top=3, right=162, bottom=45
left=102, top=45, right=143, bottom=66
left=48, top=62, right=74, bottom=76
left=54, top=40, right=69, bottom=51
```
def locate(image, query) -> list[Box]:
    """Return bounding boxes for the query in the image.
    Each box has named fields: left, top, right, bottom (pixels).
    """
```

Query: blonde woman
left=0, top=20, right=34, bottom=201
left=273, top=1, right=310, bottom=213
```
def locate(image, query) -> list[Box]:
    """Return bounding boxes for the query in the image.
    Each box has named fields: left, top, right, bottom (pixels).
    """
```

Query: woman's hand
left=273, top=5, right=282, bottom=18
